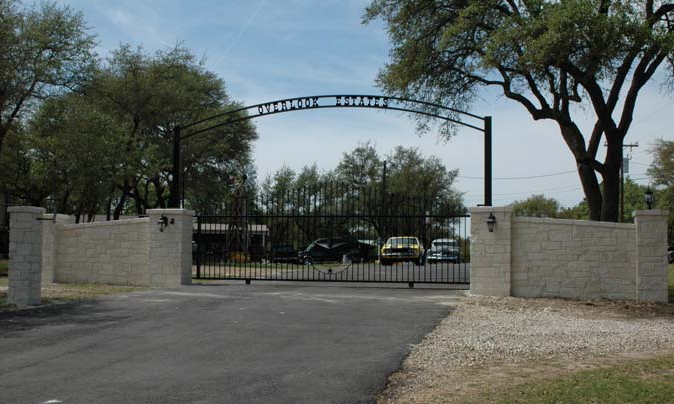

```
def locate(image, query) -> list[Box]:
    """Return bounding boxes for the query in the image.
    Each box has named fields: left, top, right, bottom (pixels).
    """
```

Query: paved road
left=0, top=283, right=464, bottom=404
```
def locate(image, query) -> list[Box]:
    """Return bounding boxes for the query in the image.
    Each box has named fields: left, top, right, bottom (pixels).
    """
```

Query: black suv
left=298, top=237, right=376, bottom=265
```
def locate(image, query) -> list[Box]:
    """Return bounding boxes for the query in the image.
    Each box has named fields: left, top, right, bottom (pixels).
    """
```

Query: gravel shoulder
left=378, top=295, right=674, bottom=404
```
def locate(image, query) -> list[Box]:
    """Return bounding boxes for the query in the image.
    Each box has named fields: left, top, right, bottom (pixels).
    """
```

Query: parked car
left=270, top=243, right=298, bottom=263
left=427, top=238, right=460, bottom=264
left=298, top=237, right=375, bottom=265
left=669, top=246, right=673, bottom=264
left=380, top=236, right=425, bottom=266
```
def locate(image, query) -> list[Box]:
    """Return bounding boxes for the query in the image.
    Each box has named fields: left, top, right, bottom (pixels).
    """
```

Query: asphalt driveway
left=0, top=283, right=463, bottom=404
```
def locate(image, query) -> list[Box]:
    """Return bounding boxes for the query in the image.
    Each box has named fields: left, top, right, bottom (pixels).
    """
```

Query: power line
left=463, top=185, right=582, bottom=198
left=458, top=170, right=576, bottom=180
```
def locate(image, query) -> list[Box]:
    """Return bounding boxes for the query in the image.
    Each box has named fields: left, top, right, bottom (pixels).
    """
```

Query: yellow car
left=380, top=236, right=425, bottom=266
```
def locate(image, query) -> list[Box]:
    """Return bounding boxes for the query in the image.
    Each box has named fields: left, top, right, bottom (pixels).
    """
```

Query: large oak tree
left=0, top=0, right=95, bottom=159
left=364, top=0, right=674, bottom=221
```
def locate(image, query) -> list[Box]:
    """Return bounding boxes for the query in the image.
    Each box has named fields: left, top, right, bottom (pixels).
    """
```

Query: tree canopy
left=511, top=194, right=562, bottom=217
left=364, top=0, right=674, bottom=222
left=258, top=143, right=465, bottom=244
left=0, top=44, right=258, bottom=221
left=0, top=0, right=96, bottom=158
left=648, top=138, right=674, bottom=242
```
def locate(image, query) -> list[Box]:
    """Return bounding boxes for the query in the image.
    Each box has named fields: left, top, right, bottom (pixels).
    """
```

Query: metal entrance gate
left=193, top=184, right=470, bottom=286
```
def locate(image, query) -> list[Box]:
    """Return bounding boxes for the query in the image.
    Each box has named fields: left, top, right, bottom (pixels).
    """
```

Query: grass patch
left=0, top=278, right=147, bottom=312
left=473, top=355, right=674, bottom=404
left=0, top=259, right=7, bottom=277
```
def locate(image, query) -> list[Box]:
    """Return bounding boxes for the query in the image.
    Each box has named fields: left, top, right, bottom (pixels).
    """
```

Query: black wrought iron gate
left=193, top=184, right=469, bottom=286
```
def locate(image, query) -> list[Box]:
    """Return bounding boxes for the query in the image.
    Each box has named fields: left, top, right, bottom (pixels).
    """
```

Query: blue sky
left=51, top=0, right=673, bottom=208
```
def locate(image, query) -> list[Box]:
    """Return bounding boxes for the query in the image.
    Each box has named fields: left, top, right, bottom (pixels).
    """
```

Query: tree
left=259, top=146, right=465, bottom=249
left=18, top=92, right=126, bottom=221
left=648, top=138, right=674, bottom=243
left=0, top=0, right=96, bottom=160
left=1, top=44, right=258, bottom=220
left=89, top=44, right=257, bottom=218
left=559, top=199, right=590, bottom=220
left=364, top=0, right=674, bottom=222
left=335, top=141, right=382, bottom=190
left=335, top=144, right=464, bottom=242
left=511, top=194, right=561, bottom=218
left=621, top=177, right=650, bottom=221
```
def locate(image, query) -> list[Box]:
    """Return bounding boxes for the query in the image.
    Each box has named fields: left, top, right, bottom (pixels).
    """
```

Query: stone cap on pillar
left=633, top=209, right=670, bottom=218
left=147, top=209, right=195, bottom=217
left=8, top=206, right=46, bottom=214
left=469, top=206, right=514, bottom=215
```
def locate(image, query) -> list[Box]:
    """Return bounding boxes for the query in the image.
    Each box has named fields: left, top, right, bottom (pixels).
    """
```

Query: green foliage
left=472, top=355, right=674, bottom=404
left=622, top=177, right=650, bottom=221
left=559, top=199, right=590, bottom=220
left=0, top=259, right=7, bottom=276
left=259, top=144, right=464, bottom=244
left=1, top=43, right=257, bottom=219
left=0, top=0, right=96, bottom=156
left=648, top=139, right=674, bottom=243
left=22, top=92, right=126, bottom=219
left=511, top=194, right=561, bottom=218
left=513, top=179, right=653, bottom=222
left=364, top=0, right=674, bottom=222
left=91, top=44, right=258, bottom=217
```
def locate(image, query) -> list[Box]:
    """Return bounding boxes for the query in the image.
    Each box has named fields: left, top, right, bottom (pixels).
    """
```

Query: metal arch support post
left=170, top=126, right=182, bottom=209
left=484, top=116, right=492, bottom=207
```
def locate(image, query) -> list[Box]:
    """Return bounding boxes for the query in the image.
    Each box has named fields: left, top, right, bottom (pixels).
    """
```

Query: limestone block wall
left=635, top=211, right=670, bottom=302
left=42, top=214, right=75, bottom=284
left=7, top=207, right=45, bottom=305
left=469, top=207, right=513, bottom=297
left=147, top=209, right=194, bottom=287
left=56, top=218, right=151, bottom=285
left=469, top=207, right=669, bottom=303
left=511, top=217, right=636, bottom=300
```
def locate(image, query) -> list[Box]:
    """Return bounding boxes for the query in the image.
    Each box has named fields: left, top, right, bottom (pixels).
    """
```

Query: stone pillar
left=8, top=206, right=46, bottom=306
left=147, top=209, right=194, bottom=287
left=468, top=206, right=513, bottom=297
left=634, top=210, right=669, bottom=302
left=41, top=214, right=73, bottom=285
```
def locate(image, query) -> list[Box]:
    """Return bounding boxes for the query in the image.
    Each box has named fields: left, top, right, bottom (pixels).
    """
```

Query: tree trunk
left=578, top=163, right=603, bottom=221
left=131, top=184, right=145, bottom=216
left=113, top=184, right=131, bottom=220
left=559, top=123, right=604, bottom=221
left=601, top=138, right=623, bottom=222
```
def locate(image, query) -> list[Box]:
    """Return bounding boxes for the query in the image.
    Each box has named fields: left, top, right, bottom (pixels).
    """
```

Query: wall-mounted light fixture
left=158, top=215, right=169, bottom=232
left=486, top=212, right=496, bottom=233
left=644, top=188, right=654, bottom=210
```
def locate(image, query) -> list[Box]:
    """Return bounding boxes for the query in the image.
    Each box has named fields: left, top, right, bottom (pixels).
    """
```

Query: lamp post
left=644, top=188, right=654, bottom=210
left=158, top=215, right=169, bottom=232
left=486, top=212, right=496, bottom=232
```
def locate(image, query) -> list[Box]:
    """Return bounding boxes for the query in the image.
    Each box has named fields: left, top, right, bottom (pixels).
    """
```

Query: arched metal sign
left=170, top=94, right=492, bottom=208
